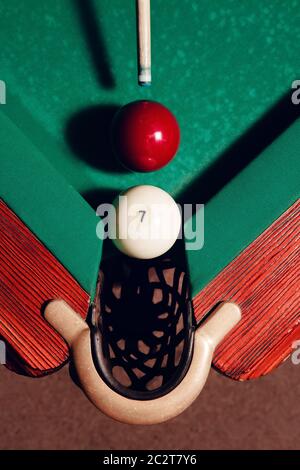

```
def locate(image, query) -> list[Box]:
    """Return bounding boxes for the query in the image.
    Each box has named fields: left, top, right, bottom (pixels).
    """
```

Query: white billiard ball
left=111, top=185, right=181, bottom=259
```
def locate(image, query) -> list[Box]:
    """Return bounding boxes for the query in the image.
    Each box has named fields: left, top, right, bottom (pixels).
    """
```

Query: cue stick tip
left=138, top=67, right=152, bottom=86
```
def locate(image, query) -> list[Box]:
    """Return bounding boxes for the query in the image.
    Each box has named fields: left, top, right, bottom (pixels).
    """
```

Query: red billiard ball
left=111, top=100, right=180, bottom=172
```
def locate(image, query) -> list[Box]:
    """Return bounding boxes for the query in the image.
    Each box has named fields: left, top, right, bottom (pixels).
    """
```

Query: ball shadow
left=82, top=187, right=119, bottom=210
left=65, top=105, right=129, bottom=174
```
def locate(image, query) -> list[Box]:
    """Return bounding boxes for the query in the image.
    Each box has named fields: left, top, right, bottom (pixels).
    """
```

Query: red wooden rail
left=193, top=199, right=300, bottom=380
left=0, top=199, right=89, bottom=376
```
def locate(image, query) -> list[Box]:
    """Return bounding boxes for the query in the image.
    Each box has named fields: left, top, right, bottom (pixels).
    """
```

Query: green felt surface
left=0, top=112, right=102, bottom=296
left=0, top=0, right=300, bottom=296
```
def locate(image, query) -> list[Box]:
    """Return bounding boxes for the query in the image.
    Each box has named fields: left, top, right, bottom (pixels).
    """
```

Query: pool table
left=0, top=0, right=299, bottom=399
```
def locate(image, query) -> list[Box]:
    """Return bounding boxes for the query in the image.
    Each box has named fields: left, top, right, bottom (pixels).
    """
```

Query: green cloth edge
left=187, top=119, right=300, bottom=297
left=0, top=111, right=102, bottom=298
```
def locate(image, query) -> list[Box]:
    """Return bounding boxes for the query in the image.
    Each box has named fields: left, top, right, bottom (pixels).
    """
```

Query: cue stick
left=137, top=0, right=151, bottom=86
